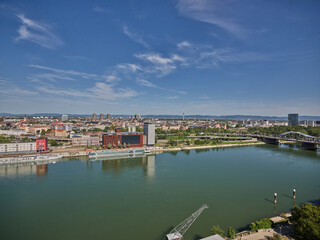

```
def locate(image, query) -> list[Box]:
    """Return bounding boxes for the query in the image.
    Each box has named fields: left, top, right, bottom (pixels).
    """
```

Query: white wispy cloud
left=117, top=63, right=142, bottom=73
left=176, top=0, right=247, bottom=38
left=0, top=88, right=37, bottom=96
left=136, top=79, right=158, bottom=88
left=28, top=73, right=76, bottom=82
left=15, top=14, right=63, bottom=49
left=35, top=82, right=139, bottom=101
left=27, top=64, right=139, bottom=101
left=134, top=53, right=185, bottom=76
left=102, top=74, right=121, bottom=83
left=122, top=25, right=149, bottom=48
left=177, top=41, right=192, bottom=49
left=28, top=64, right=99, bottom=79
left=176, top=40, right=272, bottom=68
left=136, top=78, right=187, bottom=94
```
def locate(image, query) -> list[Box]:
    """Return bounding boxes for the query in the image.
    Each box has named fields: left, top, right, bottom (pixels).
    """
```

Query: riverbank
left=0, top=141, right=266, bottom=159
left=160, top=141, right=265, bottom=152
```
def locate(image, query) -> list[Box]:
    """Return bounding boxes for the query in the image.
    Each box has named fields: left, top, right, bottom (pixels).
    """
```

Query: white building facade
left=0, top=142, right=36, bottom=154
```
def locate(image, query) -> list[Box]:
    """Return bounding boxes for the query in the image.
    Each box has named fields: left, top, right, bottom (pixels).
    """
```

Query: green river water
left=0, top=144, right=319, bottom=240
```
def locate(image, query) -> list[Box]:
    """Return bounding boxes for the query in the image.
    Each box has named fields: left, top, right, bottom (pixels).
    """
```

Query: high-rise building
left=99, top=113, right=104, bottom=121
left=61, top=114, right=68, bottom=121
left=134, top=114, right=141, bottom=121
left=92, top=113, right=97, bottom=120
left=144, top=123, right=155, bottom=146
left=307, top=120, right=315, bottom=127
left=107, top=113, right=111, bottom=120
left=288, top=114, right=299, bottom=126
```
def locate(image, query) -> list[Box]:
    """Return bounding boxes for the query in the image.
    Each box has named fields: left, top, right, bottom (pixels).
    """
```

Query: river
left=0, top=144, right=319, bottom=240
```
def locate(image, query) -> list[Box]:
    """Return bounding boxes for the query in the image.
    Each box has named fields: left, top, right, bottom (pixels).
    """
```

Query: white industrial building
left=0, top=142, right=36, bottom=154
left=71, top=135, right=100, bottom=146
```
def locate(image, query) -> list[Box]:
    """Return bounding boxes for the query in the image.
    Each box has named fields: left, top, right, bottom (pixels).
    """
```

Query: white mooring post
left=274, top=193, right=277, bottom=204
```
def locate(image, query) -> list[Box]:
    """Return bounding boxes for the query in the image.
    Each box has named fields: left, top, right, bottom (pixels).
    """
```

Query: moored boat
left=0, top=154, right=61, bottom=165
left=89, top=149, right=149, bottom=158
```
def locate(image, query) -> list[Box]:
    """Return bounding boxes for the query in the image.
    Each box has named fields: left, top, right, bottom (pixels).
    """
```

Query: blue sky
left=0, top=0, right=319, bottom=115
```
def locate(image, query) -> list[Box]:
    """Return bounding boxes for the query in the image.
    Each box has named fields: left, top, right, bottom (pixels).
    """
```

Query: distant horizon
left=1, top=112, right=320, bottom=121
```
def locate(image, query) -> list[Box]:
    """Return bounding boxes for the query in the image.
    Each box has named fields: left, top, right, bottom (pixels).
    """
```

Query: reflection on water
left=36, top=164, right=48, bottom=176
left=0, top=163, right=48, bottom=177
left=143, top=155, right=155, bottom=178
left=268, top=144, right=320, bottom=159
left=195, top=148, right=210, bottom=153
left=97, top=155, right=156, bottom=178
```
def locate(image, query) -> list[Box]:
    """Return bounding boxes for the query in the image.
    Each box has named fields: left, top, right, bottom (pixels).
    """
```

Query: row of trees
left=106, top=143, right=131, bottom=149
left=0, top=135, right=14, bottom=143
left=166, top=137, right=223, bottom=147
left=156, top=127, right=233, bottom=137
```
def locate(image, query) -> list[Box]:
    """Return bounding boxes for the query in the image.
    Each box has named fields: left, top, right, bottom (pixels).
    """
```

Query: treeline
left=247, top=126, right=320, bottom=137
left=156, top=127, right=233, bottom=140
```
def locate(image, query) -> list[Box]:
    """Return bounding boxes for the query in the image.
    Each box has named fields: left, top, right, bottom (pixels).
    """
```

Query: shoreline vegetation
left=219, top=199, right=320, bottom=240
left=160, top=141, right=265, bottom=152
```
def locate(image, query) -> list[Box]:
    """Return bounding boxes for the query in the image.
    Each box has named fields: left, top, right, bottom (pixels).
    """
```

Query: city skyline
left=0, top=0, right=319, bottom=115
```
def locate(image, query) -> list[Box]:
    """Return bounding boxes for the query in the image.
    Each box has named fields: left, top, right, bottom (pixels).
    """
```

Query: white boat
left=144, top=149, right=151, bottom=153
left=89, top=149, right=146, bottom=158
left=0, top=154, right=61, bottom=165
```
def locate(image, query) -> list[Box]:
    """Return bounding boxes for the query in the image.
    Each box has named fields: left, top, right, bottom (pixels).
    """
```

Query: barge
left=89, top=149, right=149, bottom=158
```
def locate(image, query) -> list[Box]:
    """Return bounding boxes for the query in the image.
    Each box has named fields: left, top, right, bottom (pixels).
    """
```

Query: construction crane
left=166, top=204, right=209, bottom=240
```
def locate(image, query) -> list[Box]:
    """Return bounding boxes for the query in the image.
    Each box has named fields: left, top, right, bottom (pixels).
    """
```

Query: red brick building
left=36, top=137, right=49, bottom=152
left=102, top=130, right=143, bottom=148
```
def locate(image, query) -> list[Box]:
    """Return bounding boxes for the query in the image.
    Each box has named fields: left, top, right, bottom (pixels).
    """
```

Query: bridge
left=251, top=132, right=320, bottom=150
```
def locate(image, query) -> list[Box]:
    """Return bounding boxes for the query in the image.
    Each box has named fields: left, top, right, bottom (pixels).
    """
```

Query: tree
left=136, top=127, right=143, bottom=132
left=0, top=136, right=10, bottom=143
left=123, top=143, right=126, bottom=148
left=22, top=137, right=29, bottom=142
left=211, top=225, right=224, bottom=236
left=127, top=143, right=130, bottom=148
left=104, top=126, right=111, bottom=132
left=41, top=129, right=46, bottom=135
left=107, top=144, right=111, bottom=149
left=249, top=218, right=272, bottom=230
left=228, top=226, right=236, bottom=238
left=118, top=143, right=122, bottom=148
left=49, top=139, right=59, bottom=146
left=290, top=200, right=320, bottom=240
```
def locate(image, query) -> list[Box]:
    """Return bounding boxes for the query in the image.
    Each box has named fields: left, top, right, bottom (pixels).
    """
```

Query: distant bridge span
left=251, top=131, right=319, bottom=150
left=279, top=131, right=319, bottom=139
